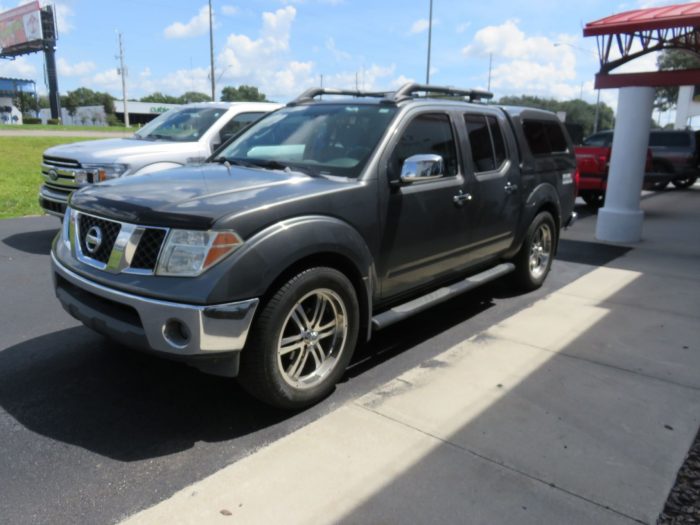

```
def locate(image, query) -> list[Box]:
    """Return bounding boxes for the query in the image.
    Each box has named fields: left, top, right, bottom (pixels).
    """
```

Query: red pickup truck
left=575, top=131, right=673, bottom=207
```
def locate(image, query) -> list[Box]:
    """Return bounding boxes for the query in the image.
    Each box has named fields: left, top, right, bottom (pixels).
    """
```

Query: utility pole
left=426, top=0, right=433, bottom=84
left=209, top=0, right=215, bottom=101
left=117, top=32, right=129, bottom=127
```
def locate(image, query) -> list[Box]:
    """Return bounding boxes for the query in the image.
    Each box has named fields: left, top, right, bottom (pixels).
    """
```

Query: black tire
left=238, top=267, right=359, bottom=409
left=511, top=211, right=556, bottom=292
left=581, top=191, right=604, bottom=208
left=643, top=180, right=669, bottom=191
left=671, top=175, right=698, bottom=189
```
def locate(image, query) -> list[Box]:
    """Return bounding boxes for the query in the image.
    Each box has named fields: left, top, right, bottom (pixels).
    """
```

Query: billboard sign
left=0, top=1, right=43, bottom=53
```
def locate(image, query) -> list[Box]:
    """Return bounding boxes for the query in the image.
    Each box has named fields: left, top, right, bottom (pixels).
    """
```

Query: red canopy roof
left=584, top=2, right=700, bottom=36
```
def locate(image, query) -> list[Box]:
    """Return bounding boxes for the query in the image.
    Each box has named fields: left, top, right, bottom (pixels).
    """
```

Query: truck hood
left=44, top=137, right=200, bottom=165
left=69, top=164, right=352, bottom=230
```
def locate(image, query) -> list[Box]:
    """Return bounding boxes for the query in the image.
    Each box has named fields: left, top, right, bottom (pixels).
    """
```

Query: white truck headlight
left=156, top=230, right=243, bottom=276
left=83, top=163, right=129, bottom=182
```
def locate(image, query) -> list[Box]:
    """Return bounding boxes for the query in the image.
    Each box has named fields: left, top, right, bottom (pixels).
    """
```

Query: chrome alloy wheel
left=529, top=222, right=552, bottom=280
left=277, top=288, right=348, bottom=389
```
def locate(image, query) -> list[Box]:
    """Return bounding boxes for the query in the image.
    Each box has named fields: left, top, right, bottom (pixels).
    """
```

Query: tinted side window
left=465, top=114, right=494, bottom=171
left=487, top=115, right=507, bottom=167
left=391, top=113, right=458, bottom=177
left=220, top=112, right=265, bottom=142
left=464, top=114, right=508, bottom=173
left=582, top=133, right=611, bottom=147
left=546, top=122, right=568, bottom=153
left=649, top=132, right=691, bottom=148
left=523, top=120, right=550, bottom=155
left=523, top=119, right=569, bottom=155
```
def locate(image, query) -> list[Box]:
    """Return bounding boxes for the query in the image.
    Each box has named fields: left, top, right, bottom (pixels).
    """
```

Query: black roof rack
left=289, top=88, right=390, bottom=105
left=392, top=83, right=493, bottom=102
left=287, top=82, right=494, bottom=106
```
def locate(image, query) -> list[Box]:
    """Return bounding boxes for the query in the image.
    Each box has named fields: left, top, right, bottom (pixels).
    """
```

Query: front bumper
left=52, top=252, right=259, bottom=365
left=39, top=185, right=70, bottom=217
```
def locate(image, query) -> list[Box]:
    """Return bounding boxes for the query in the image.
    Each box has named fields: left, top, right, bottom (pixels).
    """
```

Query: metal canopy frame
left=583, top=2, right=700, bottom=89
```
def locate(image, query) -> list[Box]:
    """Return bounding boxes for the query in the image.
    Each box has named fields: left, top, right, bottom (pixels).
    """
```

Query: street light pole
left=209, top=0, right=215, bottom=101
left=593, top=88, right=601, bottom=133
left=425, top=0, right=433, bottom=84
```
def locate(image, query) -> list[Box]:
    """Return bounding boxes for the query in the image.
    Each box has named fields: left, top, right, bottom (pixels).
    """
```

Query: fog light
left=163, top=319, right=190, bottom=348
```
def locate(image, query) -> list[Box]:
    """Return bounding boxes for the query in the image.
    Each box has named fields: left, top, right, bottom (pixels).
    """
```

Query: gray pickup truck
left=39, top=102, right=280, bottom=217
left=51, top=84, right=577, bottom=408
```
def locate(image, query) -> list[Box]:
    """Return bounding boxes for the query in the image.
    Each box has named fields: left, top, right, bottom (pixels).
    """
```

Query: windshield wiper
left=231, top=158, right=319, bottom=177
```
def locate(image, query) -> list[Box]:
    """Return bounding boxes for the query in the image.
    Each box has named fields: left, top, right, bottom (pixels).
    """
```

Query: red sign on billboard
left=0, top=1, right=43, bottom=52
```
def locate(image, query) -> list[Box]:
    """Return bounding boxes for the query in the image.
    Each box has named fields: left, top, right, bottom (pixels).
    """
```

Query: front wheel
left=238, top=267, right=359, bottom=409
left=671, top=175, right=698, bottom=189
left=511, top=211, right=556, bottom=291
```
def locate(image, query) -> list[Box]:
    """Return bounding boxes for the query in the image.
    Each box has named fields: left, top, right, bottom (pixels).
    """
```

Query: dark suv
left=51, top=84, right=577, bottom=408
left=648, top=129, right=699, bottom=189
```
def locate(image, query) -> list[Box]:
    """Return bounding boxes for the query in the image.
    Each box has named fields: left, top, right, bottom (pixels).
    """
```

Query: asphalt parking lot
left=0, top=191, right=697, bottom=524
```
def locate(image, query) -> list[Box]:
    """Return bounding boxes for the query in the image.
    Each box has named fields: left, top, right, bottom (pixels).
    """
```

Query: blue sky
left=0, top=0, right=691, bottom=116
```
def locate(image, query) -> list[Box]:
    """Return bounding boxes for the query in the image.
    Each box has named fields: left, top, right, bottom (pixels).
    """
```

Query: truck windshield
left=134, top=107, right=227, bottom=142
left=215, top=104, right=398, bottom=178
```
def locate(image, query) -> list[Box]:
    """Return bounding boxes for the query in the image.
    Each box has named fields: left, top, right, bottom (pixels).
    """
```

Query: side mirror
left=399, top=154, right=445, bottom=184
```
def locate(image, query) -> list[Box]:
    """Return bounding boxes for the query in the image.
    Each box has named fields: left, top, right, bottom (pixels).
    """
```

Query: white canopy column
left=595, top=86, right=655, bottom=243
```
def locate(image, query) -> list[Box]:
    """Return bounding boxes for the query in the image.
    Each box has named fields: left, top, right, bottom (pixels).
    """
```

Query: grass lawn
left=0, top=136, right=98, bottom=219
left=0, top=124, right=133, bottom=133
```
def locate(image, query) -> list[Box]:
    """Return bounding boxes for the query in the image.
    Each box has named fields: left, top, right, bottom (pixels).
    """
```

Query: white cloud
left=89, top=69, right=122, bottom=91
left=325, top=37, right=351, bottom=62
left=164, top=5, right=210, bottom=39
left=57, top=58, right=95, bottom=76
left=0, top=55, right=36, bottom=78
left=217, top=6, right=306, bottom=98
left=409, top=18, right=438, bottom=35
left=462, top=20, right=592, bottom=101
left=221, top=5, right=238, bottom=16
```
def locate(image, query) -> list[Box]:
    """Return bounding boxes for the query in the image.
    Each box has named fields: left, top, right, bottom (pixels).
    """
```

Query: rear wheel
left=238, top=267, right=359, bottom=409
left=581, top=191, right=604, bottom=208
left=672, top=175, right=698, bottom=189
left=512, top=211, right=556, bottom=291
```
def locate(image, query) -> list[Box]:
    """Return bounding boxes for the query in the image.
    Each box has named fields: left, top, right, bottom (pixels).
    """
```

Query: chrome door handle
left=453, top=191, right=472, bottom=206
left=504, top=182, right=518, bottom=194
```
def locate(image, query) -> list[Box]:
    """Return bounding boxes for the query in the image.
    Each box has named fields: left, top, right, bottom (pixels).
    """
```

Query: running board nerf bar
left=371, top=262, right=515, bottom=331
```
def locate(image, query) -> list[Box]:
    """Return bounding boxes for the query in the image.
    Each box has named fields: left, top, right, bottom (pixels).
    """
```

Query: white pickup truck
left=39, top=101, right=281, bottom=217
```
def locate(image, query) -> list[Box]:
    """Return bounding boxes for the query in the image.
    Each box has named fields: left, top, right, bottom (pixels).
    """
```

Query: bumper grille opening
left=40, top=198, right=66, bottom=215
left=55, top=274, right=142, bottom=328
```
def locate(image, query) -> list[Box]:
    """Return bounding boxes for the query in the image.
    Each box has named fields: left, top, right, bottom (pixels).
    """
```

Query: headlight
left=62, top=207, right=72, bottom=247
left=156, top=229, right=243, bottom=276
left=82, top=163, right=129, bottom=182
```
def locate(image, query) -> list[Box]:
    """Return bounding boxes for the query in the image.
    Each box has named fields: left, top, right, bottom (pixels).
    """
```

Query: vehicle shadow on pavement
left=2, top=228, right=59, bottom=255
left=0, top=326, right=292, bottom=462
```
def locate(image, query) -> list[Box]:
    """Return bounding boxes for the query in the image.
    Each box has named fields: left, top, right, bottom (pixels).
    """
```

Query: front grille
left=78, top=214, right=121, bottom=264
left=43, top=155, right=81, bottom=169
left=131, top=229, right=167, bottom=270
left=40, top=198, right=66, bottom=215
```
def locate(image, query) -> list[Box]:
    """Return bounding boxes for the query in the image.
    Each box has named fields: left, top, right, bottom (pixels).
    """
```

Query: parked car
left=51, top=83, right=577, bottom=409
left=38, top=102, right=281, bottom=217
left=576, top=130, right=668, bottom=207
left=648, top=129, right=700, bottom=189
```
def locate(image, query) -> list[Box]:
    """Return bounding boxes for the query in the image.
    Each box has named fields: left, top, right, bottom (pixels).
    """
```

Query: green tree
left=220, top=84, right=266, bottom=102
left=61, top=87, right=115, bottom=116
left=655, top=49, right=700, bottom=111
left=140, top=92, right=179, bottom=104
left=178, top=91, right=211, bottom=103
left=13, top=92, right=39, bottom=115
